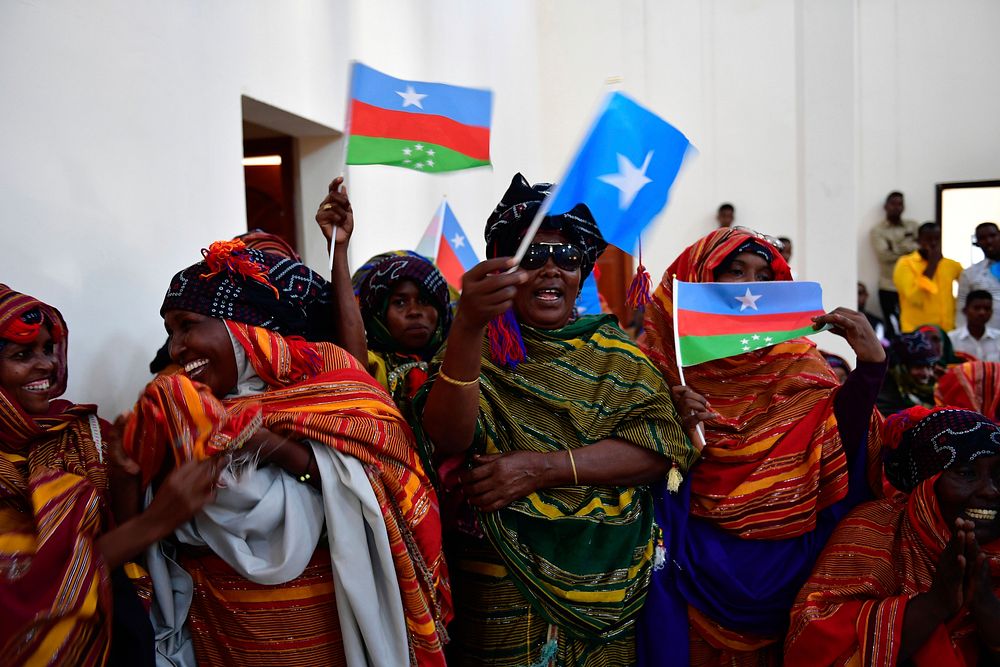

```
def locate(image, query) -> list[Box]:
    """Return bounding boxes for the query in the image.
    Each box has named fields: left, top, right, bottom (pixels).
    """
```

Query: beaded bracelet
left=438, top=368, right=479, bottom=387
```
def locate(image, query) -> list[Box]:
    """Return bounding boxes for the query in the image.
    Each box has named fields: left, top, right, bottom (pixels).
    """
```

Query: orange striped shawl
left=0, top=396, right=112, bottom=667
left=785, top=477, right=1000, bottom=666
left=935, top=361, right=1000, bottom=422
left=125, top=321, right=451, bottom=666
left=643, top=228, right=879, bottom=538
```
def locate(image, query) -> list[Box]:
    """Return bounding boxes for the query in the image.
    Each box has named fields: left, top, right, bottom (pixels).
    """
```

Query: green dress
left=418, top=315, right=697, bottom=666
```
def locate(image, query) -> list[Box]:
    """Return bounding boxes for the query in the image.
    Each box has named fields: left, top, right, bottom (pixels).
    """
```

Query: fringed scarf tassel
left=666, top=460, right=683, bottom=494
left=487, top=309, right=527, bottom=368
left=625, top=240, right=652, bottom=309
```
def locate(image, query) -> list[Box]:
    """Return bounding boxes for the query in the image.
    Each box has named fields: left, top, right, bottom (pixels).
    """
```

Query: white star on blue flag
left=546, top=92, right=692, bottom=253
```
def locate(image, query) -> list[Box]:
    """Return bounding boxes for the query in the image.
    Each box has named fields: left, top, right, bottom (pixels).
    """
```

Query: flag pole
left=673, top=276, right=706, bottom=450
left=433, top=197, right=447, bottom=263
left=331, top=61, right=358, bottom=273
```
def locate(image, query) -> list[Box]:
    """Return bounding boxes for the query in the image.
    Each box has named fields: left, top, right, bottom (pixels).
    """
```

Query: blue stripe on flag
left=675, top=281, right=824, bottom=316
left=440, top=202, right=480, bottom=270
left=350, top=62, right=493, bottom=128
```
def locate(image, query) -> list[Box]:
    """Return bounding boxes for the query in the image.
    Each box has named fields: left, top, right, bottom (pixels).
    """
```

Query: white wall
left=1, top=0, right=350, bottom=413
left=2, top=0, right=997, bottom=413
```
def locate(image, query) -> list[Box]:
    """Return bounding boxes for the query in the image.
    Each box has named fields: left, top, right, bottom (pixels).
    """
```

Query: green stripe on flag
left=678, top=325, right=818, bottom=367
left=346, top=136, right=489, bottom=173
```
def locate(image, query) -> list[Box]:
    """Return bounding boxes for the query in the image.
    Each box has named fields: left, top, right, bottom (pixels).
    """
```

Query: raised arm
left=315, top=176, right=368, bottom=365
left=421, top=257, right=526, bottom=456
left=812, top=308, right=887, bottom=458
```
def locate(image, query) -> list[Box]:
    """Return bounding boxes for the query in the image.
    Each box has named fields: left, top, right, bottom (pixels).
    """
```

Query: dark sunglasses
left=519, top=242, right=584, bottom=271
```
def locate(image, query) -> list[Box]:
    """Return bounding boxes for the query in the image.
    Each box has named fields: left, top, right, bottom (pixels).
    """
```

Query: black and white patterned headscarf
left=160, top=240, right=333, bottom=340
left=884, top=406, right=1000, bottom=491
left=484, top=173, right=607, bottom=279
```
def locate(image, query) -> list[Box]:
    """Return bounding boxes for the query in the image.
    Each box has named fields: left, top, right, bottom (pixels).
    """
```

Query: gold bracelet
left=567, top=449, right=578, bottom=485
left=438, top=368, right=479, bottom=387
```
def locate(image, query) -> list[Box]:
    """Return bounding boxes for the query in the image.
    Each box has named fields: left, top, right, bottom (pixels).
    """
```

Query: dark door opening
left=243, top=124, right=297, bottom=253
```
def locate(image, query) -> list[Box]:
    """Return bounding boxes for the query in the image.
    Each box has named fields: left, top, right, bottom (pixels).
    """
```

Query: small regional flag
left=415, top=200, right=480, bottom=289
left=346, top=62, right=492, bottom=173
left=675, top=279, right=825, bottom=367
left=547, top=92, right=691, bottom=252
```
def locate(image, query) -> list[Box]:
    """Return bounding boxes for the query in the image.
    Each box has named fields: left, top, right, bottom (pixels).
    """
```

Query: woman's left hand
left=813, top=307, right=886, bottom=364
left=460, top=452, right=552, bottom=512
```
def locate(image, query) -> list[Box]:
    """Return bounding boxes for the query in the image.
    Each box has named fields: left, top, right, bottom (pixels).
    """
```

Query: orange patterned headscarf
left=642, top=228, right=879, bottom=539
left=935, top=361, right=1000, bottom=422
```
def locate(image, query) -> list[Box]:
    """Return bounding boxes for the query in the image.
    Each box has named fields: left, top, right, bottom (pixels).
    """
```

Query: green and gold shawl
left=425, top=315, right=696, bottom=640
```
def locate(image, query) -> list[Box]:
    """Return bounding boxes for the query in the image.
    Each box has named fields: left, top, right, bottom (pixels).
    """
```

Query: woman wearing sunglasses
left=636, top=227, right=886, bottom=667
left=418, top=173, right=698, bottom=666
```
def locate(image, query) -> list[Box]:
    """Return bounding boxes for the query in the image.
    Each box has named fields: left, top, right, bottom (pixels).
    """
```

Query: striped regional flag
left=674, top=279, right=826, bottom=367
left=415, top=200, right=480, bottom=289
left=346, top=62, right=492, bottom=173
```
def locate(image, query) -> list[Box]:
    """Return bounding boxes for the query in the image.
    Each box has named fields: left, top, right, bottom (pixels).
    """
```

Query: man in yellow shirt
left=893, top=222, right=963, bottom=333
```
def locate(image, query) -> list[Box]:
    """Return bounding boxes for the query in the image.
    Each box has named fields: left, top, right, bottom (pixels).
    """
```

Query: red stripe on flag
left=436, top=236, right=465, bottom=289
left=677, top=309, right=825, bottom=336
left=349, top=100, right=490, bottom=160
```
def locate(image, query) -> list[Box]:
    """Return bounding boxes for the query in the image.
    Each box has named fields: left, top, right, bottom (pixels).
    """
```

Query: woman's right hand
left=315, top=176, right=353, bottom=248
left=671, top=385, right=720, bottom=435
left=454, top=257, right=528, bottom=331
left=146, top=456, right=223, bottom=531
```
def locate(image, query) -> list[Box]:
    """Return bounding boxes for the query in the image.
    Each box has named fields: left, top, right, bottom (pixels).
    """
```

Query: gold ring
left=321, top=203, right=333, bottom=211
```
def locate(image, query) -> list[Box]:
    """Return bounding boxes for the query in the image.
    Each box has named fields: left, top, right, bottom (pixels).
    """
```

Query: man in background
left=870, top=191, right=919, bottom=337
left=949, top=290, right=1000, bottom=362
left=716, top=203, right=734, bottom=228
left=778, top=236, right=792, bottom=264
left=858, top=281, right=886, bottom=342
left=956, top=221, right=1000, bottom=329
left=894, top=221, right=962, bottom=333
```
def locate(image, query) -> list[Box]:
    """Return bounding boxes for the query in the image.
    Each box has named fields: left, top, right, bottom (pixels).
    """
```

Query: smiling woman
left=786, top=407, right=1000, bottom=665
left=417, top=173, right=697, bottom=666
left=129, top=241, right=451, bottom=666
left=0, top=285, right=221, bottom=666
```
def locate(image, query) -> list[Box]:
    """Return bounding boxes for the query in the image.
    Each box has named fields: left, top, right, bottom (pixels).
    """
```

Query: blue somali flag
left=547, top=92, right=692, bottom=252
